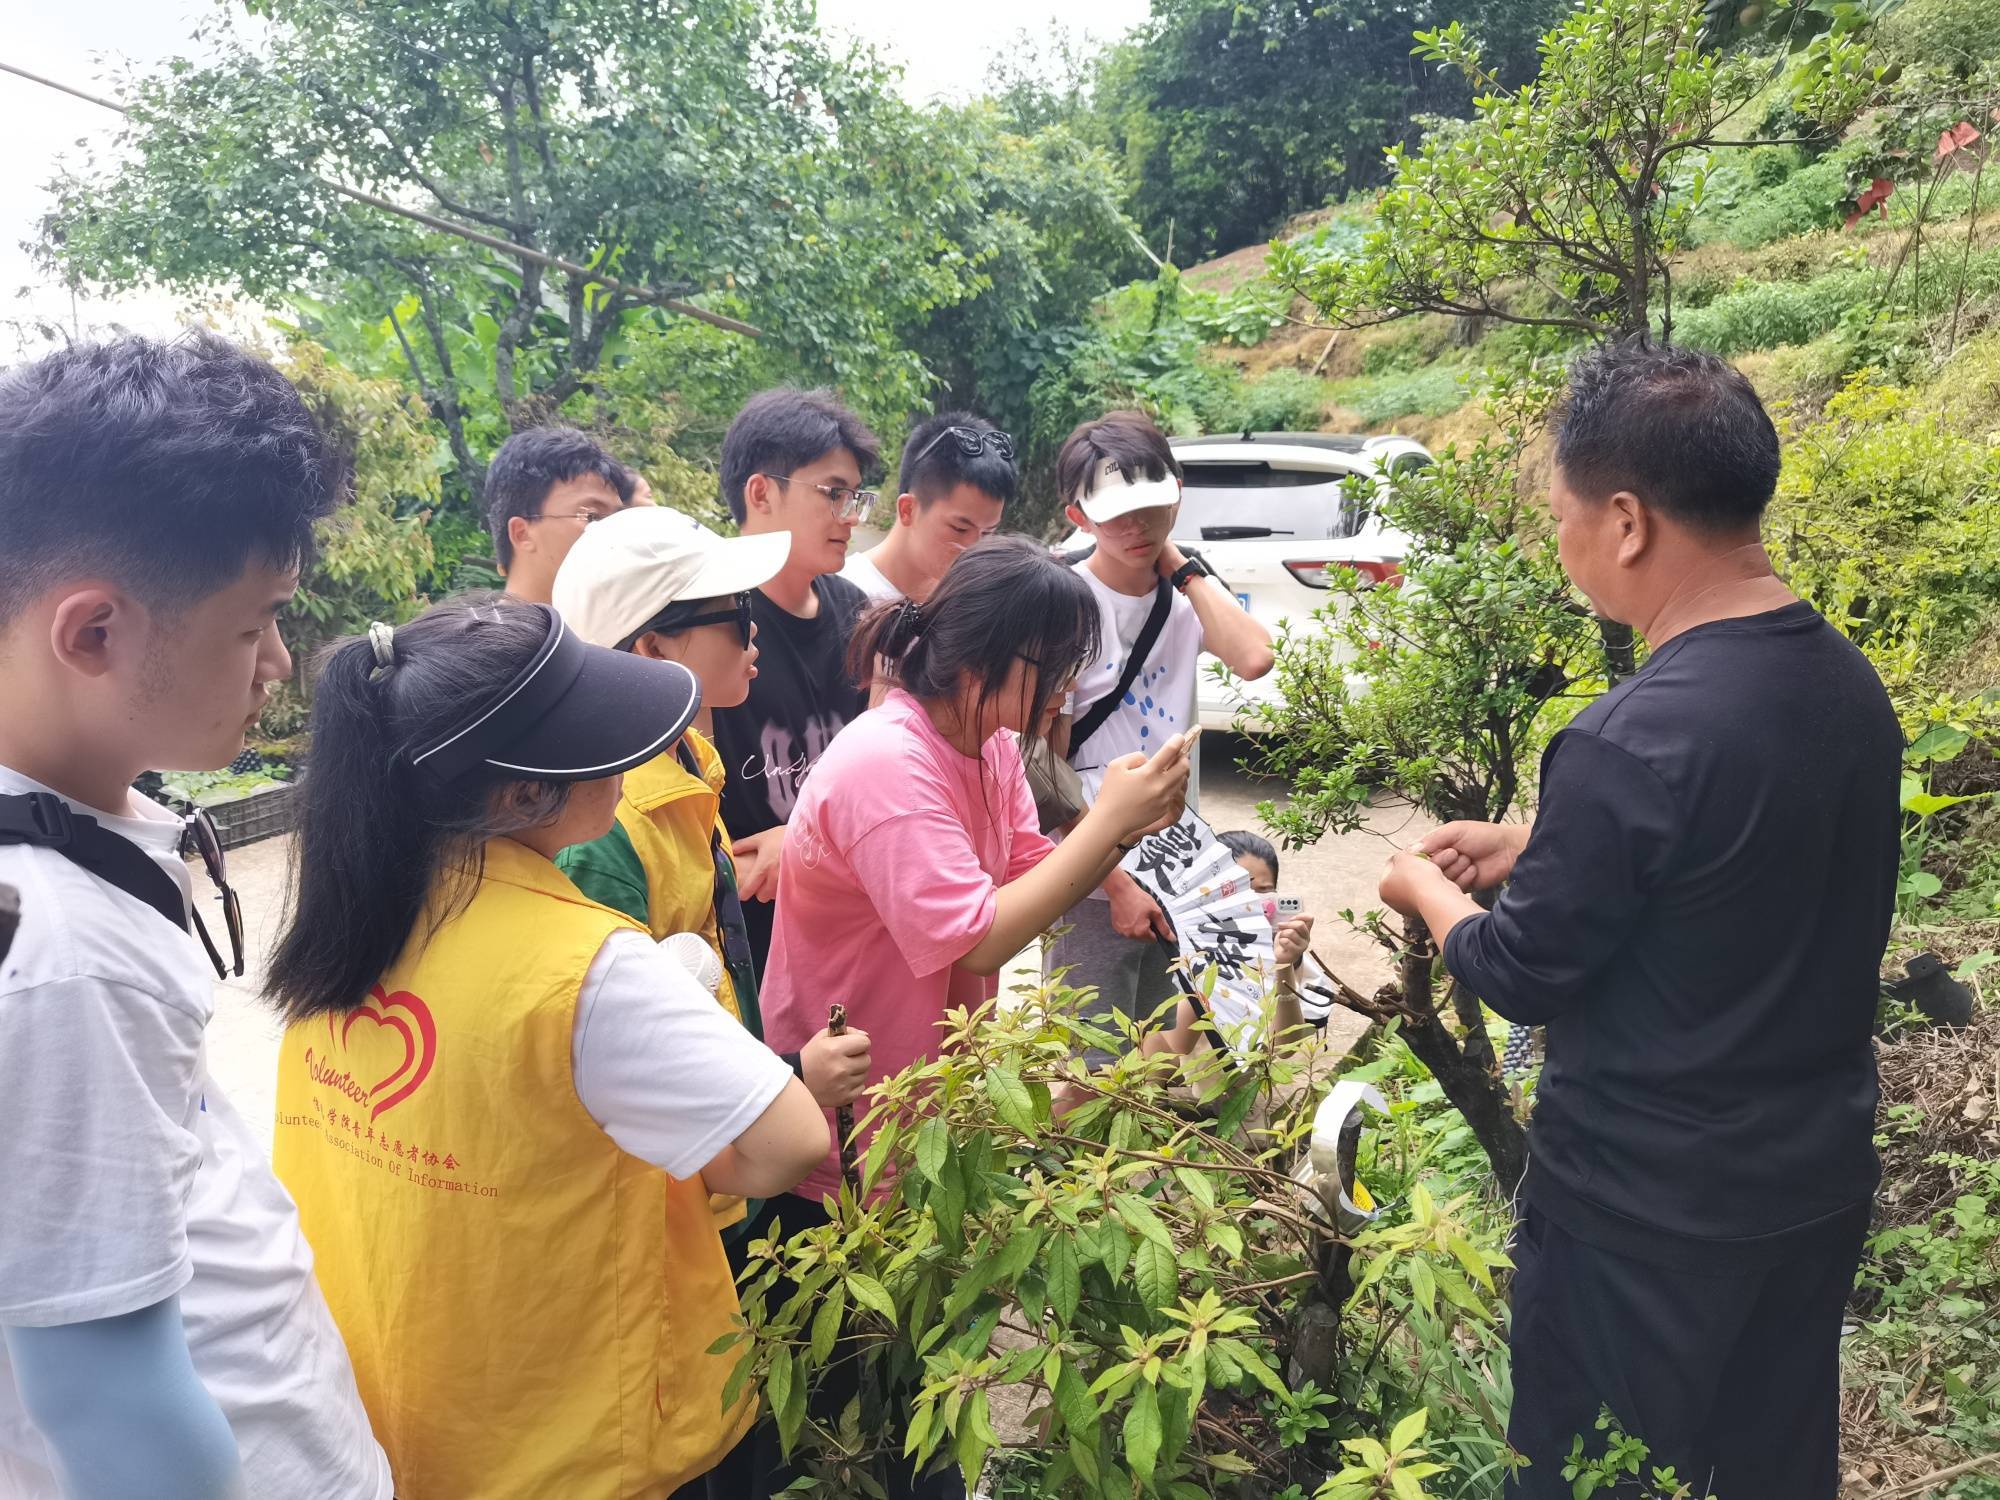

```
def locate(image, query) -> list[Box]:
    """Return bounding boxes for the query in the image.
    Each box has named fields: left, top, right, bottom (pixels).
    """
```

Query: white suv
left=1064, top=431, right=1433, bottom=732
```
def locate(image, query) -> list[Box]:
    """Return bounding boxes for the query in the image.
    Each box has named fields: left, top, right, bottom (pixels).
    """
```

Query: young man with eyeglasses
left=841, top=411, right=1014, bottom=603
left=485, top=425, right=638, bottom=603
left=0, top=334, right=390, bottom=1499
left=707, top=388, right=882, bottom=975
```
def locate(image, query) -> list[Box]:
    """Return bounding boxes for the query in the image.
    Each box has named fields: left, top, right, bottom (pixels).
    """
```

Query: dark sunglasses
left=623, top=591, right=756, bottom=651
left=911, top=425, right=1016, bottom=467
left=180, top=809, right=246, bottom=981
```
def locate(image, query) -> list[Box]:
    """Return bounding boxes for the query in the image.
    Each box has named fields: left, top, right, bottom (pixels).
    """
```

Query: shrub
left=729, top=986, right=1512, bottom=1496
left=1229, top=369, right=1329, bottom=433
left=1881, top=0, right=2000, bottom=76
left=1697, top=150, right=1854, bottom=249
left=1326, top=364, right=1474, bottom=425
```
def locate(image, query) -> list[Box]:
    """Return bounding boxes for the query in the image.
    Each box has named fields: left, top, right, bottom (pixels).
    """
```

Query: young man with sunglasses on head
left=707, top=388, right=882, bottom=975
left=0, top=334, right=389, bottom=1500
left=486, top=425, right=639, bottom=604
left=842, top=411, right=1014, bottom=604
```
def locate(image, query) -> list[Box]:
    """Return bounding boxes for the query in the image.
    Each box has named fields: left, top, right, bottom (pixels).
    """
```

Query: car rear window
left=1176, top=461, right=1368, bottom=541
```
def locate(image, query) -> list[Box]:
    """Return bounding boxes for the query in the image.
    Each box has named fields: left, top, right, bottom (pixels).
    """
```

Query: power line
left=0, top=56, right=762, bottom=339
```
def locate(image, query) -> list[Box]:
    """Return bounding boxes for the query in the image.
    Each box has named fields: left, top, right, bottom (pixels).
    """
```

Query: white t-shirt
left=570, top=930, right=793, bottom=1178
left=0, top=767, right=391, bottom=1500
left=838, top=549, right=902, bottom=602
left=1066, top=569, right=1205, bottom=900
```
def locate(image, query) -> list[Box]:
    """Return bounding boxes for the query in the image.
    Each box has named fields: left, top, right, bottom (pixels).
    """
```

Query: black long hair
left=265, top=597, right=572, bottom=1023
left=846, top=534, right=1100, bottom=745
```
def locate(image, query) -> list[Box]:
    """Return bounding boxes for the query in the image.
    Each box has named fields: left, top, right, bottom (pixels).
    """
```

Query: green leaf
left=956, top=1389, right=994, bottom=1491
left=1908, top=724, right=1969, bottom=761
left=1123, top=1381, right=1162, bottom=1485
left=769, top=1347, right=804, bottom=1453
left=845, top=1273, right=898, bottom=1323
left=810, top=1283, right=847, bottom=1365
left=1047, top=1233, right=1082, bottom=1323
left=1389, top=1406, right=1428, bottom=1454
left=1134, top=1235, right=1178, bottom=1310
left=1114, top=1192, right=1174, bottom=1249
left=1054, top=1357, right=1100, bottom=1440
left=985, top=1065, right=1037, bottom=1132
left=915, top=1117, right=950, bottom=1185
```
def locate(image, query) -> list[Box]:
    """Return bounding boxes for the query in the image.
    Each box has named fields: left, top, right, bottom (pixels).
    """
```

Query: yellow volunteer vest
left=618, top=731, right=740, bottom=1020
left=618, top=732, right=751, bottom=1231
left=272, top=838, right=753, bottom=1500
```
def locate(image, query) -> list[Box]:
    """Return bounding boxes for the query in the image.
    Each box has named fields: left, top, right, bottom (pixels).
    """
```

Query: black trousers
left=1505, top=1205, right=1866, bottom=1499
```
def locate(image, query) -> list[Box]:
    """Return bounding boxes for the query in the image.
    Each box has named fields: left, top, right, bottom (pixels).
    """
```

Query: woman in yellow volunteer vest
left=550, top=509, right=873, bottom=1159
left=264, top=598, right=828, bottom=1500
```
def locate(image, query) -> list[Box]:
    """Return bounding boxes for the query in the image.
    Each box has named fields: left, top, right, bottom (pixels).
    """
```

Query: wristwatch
left=1169, top=554, right=1215, bottom=594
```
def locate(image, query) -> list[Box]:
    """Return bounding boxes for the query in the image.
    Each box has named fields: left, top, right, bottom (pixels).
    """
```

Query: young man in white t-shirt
left=1045, top=411, right=1275, bottom=1064
left=841, top=410, right=1012, bottom=604
left=0, top=334, right=390, bottom=1499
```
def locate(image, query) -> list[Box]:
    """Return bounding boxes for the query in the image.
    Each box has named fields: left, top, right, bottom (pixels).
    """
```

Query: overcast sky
left=0, top=0, right=1149, bottom=357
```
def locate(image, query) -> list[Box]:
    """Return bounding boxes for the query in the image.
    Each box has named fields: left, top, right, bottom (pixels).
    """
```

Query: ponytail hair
left=265, top=595, right=572, bottom=1023
left=847, top=534, right=1100, bottom=741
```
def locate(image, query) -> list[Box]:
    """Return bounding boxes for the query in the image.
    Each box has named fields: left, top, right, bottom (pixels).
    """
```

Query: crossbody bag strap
left=0, top=792, right=190, bottom=937
left=1068, top=576, right=1173, bottom=759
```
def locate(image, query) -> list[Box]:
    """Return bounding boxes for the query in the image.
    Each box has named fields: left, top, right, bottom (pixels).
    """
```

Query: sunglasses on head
left=910, top=425, right=1016, bottom=469
left=624, top=591, right=756, bottom=651
left=180, top=809, right=246, bottom=981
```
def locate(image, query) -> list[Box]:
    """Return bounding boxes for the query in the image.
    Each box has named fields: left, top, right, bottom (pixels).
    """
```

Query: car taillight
left=1352, top=560, right=1404, bottom=588
left=1283, top=559, right=1404, bottom=589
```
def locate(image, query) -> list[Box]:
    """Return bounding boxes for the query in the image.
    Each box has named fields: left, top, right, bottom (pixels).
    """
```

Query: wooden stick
left=828, top=1003, right=860, bottom=1198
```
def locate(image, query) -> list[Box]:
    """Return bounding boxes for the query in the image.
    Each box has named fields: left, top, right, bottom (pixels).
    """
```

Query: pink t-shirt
left=761, top=690, right=1054, bottom=1205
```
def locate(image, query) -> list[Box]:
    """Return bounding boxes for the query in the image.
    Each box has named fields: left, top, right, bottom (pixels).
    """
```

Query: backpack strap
left=1068, top=576, right=1174, bottom=759
left=0, top=792, right=190, bottom=938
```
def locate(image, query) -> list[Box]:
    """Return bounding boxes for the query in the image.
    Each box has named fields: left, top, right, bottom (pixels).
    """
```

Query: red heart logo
left=325, top=985, right=438, bottom=1121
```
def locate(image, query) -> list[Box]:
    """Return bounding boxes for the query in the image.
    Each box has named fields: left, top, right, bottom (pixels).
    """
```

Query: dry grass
left=1838, top=1004, right=2000, bottom=1498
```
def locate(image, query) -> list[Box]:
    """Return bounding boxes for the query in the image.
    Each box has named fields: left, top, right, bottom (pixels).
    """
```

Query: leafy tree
left=1247, top=370, right=1600, bottom=1190
left=37, top=0, right=988, bottom=500
left=257, top=339, right=447, bottom=737
left=1089, top=0, right=1567, bottom=265
left=1269, top=0, right=1883, bottom=341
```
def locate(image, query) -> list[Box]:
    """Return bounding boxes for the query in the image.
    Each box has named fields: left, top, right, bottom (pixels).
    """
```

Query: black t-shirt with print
left=710, top=573, right=871, bottom=974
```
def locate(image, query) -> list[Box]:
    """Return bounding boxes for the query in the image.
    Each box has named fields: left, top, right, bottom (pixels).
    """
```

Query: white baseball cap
left=1073, top=456, right=1181, bottom=524
left=553, top=507, right=792, bottom=650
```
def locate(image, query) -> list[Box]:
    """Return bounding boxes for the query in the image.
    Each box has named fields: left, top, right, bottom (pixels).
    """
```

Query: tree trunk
left=1599, top=619, right=1638, bottom=685
left=1399, top=929, right=1528, bottom=1196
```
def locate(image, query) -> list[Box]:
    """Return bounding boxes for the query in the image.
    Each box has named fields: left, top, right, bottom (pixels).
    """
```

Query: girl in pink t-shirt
left=760, top=536, right=1193, bottom=1211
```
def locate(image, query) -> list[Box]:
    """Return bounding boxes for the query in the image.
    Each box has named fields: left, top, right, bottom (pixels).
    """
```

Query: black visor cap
left=410, top=605, right=702, bottom=784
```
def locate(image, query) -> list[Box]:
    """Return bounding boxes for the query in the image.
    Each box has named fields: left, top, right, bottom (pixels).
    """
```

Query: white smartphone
left=1276, top=896, right=1303, bottom=917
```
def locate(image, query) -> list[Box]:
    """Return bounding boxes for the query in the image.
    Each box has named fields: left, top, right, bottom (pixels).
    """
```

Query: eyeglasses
left=180, top=809, right=245, bottom=981
left=626, top=591, right=756, bottom=651
left=910, top=425, right=1016, bottom=468
left=528, top=508, right=611, bottom=527
left=1016, top=651, right=1079, bottom=695
left=758, top=473, right=878, bottom=524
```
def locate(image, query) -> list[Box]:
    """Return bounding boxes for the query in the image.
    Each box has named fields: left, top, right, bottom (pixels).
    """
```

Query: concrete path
left=201, top=737, right=1431, bottom=1151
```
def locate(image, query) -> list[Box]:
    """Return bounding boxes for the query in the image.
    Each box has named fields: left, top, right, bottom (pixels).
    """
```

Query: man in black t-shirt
left=708, top=389, right=879, bottom=974
left=1379, top=344, right=1901, bottom=1498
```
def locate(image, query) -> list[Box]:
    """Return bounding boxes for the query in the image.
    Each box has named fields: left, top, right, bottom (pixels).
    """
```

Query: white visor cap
left=553, top=506, right=792, bottom=650
left=1073, top=456, right=1182, bottom=524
